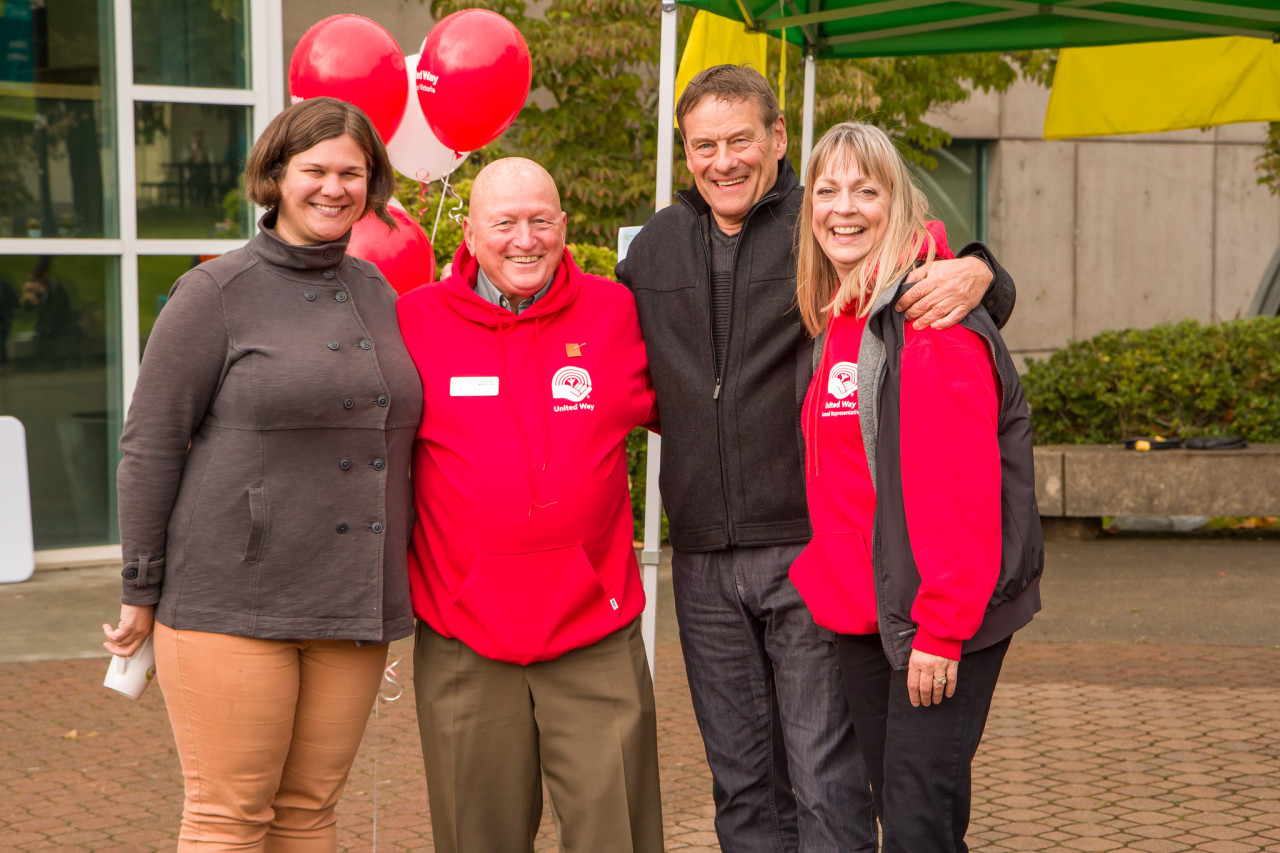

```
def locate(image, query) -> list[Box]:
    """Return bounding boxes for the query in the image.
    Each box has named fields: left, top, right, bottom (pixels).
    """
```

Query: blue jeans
left=672, top=544, right=877, bottom=853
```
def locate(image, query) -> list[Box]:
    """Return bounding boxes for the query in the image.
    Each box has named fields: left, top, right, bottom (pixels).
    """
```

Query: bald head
left=463, top=158, right=568, bottom=307
left=470, top=157, right=562, bottom=215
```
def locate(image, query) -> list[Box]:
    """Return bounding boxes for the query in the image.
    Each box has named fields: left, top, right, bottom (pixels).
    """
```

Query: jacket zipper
left=866, top=324, right=899, bottom=668
left=681, top=189, right=781, bottom=546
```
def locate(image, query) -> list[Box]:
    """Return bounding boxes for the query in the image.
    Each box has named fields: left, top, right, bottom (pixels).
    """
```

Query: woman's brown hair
left=795, top=121, right=935, bottom=336
left=244, top=97, right=396, bottom=229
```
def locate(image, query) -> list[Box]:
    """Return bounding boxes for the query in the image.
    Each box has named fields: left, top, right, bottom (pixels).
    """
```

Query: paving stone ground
left=4, top=539, right=1280, bottom=851
left=4, top=638, right=1280, bottom=851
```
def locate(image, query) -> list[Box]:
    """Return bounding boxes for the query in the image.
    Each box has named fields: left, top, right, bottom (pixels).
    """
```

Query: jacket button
left=370, top=522, right=384, bottom=534
left=304, top=290, right=316, bottom=301
left=359, top=339, right=372, bottom=350
left=376, top=395, right=388, bottom=407
left=343, top=398, right=354, bottom=409
left=322, top=269, right=335, bottom=280
left=335, top=291, right=348, bottom=302
left=327, top=340, right=339, bottom=350
left=371, top=458, right=385, bottom=471
left=339, top=458, right=351, bottom=470
left=336, top=523, right=349, bottom=534
left=323, top=249, right=336, bottom=260
left=124, top=567, right=138, bottom=580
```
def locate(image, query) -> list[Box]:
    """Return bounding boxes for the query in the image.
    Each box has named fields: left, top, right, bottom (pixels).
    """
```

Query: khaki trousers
left=414, top=618, right=663, bottom=853
left=153, top=623, right=388, bottom=851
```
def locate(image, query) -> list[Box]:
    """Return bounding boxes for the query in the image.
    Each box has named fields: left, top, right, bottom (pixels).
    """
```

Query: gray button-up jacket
left=117, top=214, right=423, bottom=643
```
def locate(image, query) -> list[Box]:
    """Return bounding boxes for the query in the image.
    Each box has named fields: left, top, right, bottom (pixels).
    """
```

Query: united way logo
left=551, top=366, right=593, bottom=402
left=827, top=361, right=858, bottom=400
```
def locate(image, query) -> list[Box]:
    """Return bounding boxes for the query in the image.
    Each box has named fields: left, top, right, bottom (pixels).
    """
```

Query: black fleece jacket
left=616, top=158, right=1015, bottom=553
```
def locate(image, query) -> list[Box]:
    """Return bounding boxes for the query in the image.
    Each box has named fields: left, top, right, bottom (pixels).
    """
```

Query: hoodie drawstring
left=536, top=317, right=550, bottom=472
left=494, top=306, right=539, bottom=518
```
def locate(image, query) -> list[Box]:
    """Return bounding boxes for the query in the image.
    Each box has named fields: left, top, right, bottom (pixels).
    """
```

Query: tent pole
left=639, top=0, right=679, bottom=680
left=801, top=50, right=816, bottom=180
left=656, top=1, right=678, bottom=214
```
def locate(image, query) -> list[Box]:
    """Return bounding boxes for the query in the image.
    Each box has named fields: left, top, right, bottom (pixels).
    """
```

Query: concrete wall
left=926, top=79, right=1280, bottom=367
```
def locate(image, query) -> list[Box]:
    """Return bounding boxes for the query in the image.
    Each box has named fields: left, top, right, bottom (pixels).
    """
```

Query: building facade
left=3, top=1, right=1276, bottom=561
left=0, top=1, right=284, bottom=563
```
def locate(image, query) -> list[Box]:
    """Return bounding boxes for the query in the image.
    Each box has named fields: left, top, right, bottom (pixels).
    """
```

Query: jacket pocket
left=454, top=544, right=608, bottom=662
left=788, top=533, right=876, bottom=634
left=243, top=487, right=267, bottom=564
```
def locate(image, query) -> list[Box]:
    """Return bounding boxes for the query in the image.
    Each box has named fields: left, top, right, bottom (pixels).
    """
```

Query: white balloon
left=386, top=52, right=468, bottom=183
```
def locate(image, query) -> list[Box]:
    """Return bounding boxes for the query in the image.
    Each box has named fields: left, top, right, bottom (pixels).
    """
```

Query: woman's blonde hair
left=795, top=121, right=935, bottom=336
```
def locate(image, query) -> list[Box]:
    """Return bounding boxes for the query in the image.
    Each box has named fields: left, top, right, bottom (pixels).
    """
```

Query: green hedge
left=1023, top=317, right=1280, bottom=444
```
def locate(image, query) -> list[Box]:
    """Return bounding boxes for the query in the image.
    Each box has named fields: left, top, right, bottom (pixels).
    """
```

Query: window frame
left=0, top=0, right=285, bottom=559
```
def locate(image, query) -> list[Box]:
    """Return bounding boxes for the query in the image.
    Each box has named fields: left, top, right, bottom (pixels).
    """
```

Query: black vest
left=866, top=279, right=1044, bottom=670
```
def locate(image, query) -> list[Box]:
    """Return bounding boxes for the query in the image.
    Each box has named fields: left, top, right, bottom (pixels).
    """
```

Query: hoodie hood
left=442, top=242, right=583, bottom=327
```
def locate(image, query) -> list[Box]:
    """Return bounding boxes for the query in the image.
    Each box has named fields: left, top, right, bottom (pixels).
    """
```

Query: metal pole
left=801, top=51, right=816, bottom=181
left=655, top=1, right=679, bottom=214
left=640, top=0, right=679, bottom=679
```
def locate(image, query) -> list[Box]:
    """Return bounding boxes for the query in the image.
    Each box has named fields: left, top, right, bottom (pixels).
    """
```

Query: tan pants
left=414, top=618, right=664, bottom=853
left=153, top=623, right=388, bottom=852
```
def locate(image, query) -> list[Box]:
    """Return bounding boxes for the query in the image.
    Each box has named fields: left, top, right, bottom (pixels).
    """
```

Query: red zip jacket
left=789, top=226, right=1003, bottom=660
left=395, top=245, right=658, bottom=664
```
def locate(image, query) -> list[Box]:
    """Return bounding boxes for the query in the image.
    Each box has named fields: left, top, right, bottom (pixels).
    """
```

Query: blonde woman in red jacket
left=789, top=122, right=1043, bottom=853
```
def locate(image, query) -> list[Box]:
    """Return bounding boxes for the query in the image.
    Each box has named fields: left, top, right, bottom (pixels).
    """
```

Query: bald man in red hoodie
left=395, top=158, right=662, bottom=853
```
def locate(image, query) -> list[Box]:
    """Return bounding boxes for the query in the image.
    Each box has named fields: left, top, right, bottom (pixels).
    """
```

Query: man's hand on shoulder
left=896, top=256, right=993, bottom=331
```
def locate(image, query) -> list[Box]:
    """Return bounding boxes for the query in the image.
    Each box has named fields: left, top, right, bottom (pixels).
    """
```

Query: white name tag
left=450, top=376, right=499, bottom=397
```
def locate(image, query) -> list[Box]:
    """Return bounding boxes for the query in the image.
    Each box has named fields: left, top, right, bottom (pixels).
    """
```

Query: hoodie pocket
left=788, top=533, right=875, bottom=634
left=454, top=544, right=608, bottom=661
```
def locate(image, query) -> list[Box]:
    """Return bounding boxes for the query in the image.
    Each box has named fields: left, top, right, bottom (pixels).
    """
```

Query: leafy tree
left=1257, top=123, right=1280, bottom=197
left=426, top=0, right=1053, bottom=245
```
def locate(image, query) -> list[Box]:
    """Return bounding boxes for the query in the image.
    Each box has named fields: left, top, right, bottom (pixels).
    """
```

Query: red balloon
left=289, top=15, right=408, bottom=142
left=347, top=207, right=436, bottom=296
left=416, top=10, right=532, bottom=152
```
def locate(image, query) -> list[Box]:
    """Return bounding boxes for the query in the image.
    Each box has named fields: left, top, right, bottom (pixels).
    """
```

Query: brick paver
left=3, top=636, right=1279, bottom=850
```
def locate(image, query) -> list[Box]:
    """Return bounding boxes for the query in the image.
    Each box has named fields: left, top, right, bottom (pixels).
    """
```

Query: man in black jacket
left=616, top=66, right=1016, bottom=852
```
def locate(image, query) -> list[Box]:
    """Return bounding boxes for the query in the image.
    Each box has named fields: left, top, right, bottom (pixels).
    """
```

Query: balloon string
left=381, top=651, right=404, bottom=703
left=371, top=650, right=403, bottom=851
left=430, top=173, right=452, bottom=246
left=416, top=180, right=431, bottom=229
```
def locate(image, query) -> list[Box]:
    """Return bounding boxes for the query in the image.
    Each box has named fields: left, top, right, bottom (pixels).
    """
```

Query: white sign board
left=0, top=416, right=35, bottom=583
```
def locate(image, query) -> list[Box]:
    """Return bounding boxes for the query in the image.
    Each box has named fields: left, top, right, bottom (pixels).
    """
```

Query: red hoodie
left=789, top=224, right=1003, bottom=661
left=395, top=245, right=658, bottom=664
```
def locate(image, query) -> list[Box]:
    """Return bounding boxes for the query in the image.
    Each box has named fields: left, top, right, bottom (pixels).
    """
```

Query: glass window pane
left=139, top=255, right=207, bottom=353
left=135, top=102, right=253, bottom=239
left=0, top=255, right=122, bottom=549
left=132, top=0, right=250, bottom=89
left=0, top=0, right=118, bottom=239
left=912, top=142, right=985, bottom=249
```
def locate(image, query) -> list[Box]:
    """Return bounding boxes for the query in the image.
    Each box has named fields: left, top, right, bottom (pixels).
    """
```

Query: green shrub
left=1023, top=317, right=1280, bottom=444
left=626, top=426, right=667, bottom=544
left=566, top=242, right=619, bottom=278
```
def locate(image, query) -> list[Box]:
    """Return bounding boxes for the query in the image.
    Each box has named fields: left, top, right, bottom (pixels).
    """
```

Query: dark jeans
left=836, top=633, right=1011, bottom=853
left=673, top=545, right=876, bottom=853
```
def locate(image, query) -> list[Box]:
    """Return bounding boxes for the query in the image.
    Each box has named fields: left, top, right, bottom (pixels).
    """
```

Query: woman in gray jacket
left=102, top=97, right=423, bottom=850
